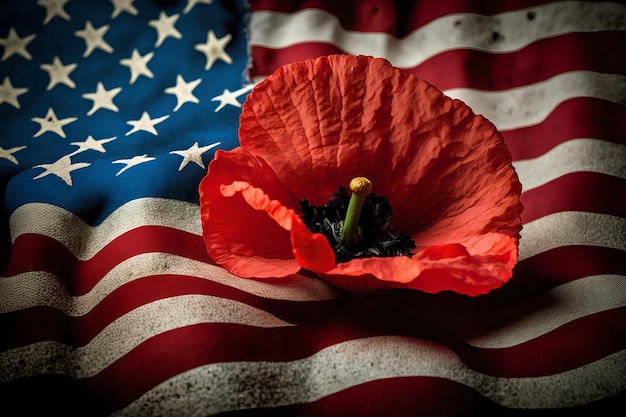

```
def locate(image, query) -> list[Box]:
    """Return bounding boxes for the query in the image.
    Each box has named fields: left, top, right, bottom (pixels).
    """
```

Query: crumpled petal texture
left=199, top=147, right=302, bottom=278
left=200, top=54, right=523, bottom=296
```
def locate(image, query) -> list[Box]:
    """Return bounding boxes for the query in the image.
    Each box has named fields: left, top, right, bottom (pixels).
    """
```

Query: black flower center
left=299, top=186, right=416, bottom=263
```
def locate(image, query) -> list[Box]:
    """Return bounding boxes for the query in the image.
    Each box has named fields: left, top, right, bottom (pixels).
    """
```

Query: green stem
left=341, top=177, right=372, bottom=247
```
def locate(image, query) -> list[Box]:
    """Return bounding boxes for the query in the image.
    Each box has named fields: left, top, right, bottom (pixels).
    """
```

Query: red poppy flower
left=199, top=54, right=522, bottom=296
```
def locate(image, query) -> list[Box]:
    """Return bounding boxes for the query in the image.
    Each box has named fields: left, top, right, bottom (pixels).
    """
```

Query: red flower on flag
left=199, top=55, right=522, bottom=296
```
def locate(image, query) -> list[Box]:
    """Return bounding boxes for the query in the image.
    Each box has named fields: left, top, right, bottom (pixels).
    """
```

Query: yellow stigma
left=341, top=177, right=372, bottom=247
left=349, top=177, right=372, bottom=196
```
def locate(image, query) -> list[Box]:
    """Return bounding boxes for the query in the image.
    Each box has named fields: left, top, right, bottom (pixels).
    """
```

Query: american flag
left=1, top=0, right=625, bottom=415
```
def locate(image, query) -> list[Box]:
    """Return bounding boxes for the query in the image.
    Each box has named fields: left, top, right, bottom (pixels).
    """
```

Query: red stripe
left=250, top=31, right=626, bottom=89
left=503, top=98, right=626, bottom=160
left=520, top=173, right=626, bottom=223
left=457, top=307, right=626, bottom=378
left=249, top=0, right=553, bottom=35
left=250, top=43, right=342, bottom=80
left=409, top=31, right=626, bottom=91
left=511, top=246, right=626, bottom=295
left=6, top=226, right=212, bottom=294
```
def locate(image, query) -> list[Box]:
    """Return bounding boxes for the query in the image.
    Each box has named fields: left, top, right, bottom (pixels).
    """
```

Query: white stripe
left=8, top=197, right=201, bottom=254
left=513, top=138, right=626, bottom=192
left=444, top=71, right=626, bottom=130
left=112, top=338, right=626, bottom=416
left=519, top=211, right=626, bottom=260
left=0, top=254, right=341, bottom=314
left=0, top=294, right=294, bottom=382
left=249, top=2, right=626, bottom=69
left=447, top=274, right=626, bottom=348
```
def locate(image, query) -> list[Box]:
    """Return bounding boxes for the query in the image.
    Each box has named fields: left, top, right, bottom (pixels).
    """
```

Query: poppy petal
left=199, top=148, right=301, bottom=278
left=290, top=217, right=337, bottom=272
left=293, top=235, right=516, bottom=295
left=413, top=235, right=520, bottom=296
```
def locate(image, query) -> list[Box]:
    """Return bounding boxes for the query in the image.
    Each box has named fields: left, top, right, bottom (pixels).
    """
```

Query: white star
left=170, top=141, right=220, bottom=171
left=183, top=0, right=212, bottom=14
left=165, top=75, right=201, bottom=112
left=125, top=111, right=169, bottom=136
left=82, top=82, right=122, bottom=116
left=40, top=56, right=77, bottom=90
left=149, top=11, right=182, bottom=47
left=75, top=21, right=113, bottom=58
left=113, top=154, right=155, bottom=176
left=110, top=0, right=138, bottom=18
left=120, top=49, right=154, bottom=84
left=69, top=135, right=116, bottom=156
left=0, top=145, right=27, bottom=165
left=0, top=76, right=28, bottom=109
left=194, top=30, right=232, bottom=70
left=37, top=0, right=71, bottom=25
left=0, top=27, right=36, bottom=61
left=211, top=84, right=254, bottom=112
left=33, top=155, right=90, bottom=186
left=31, top=107, right=77, bottom=138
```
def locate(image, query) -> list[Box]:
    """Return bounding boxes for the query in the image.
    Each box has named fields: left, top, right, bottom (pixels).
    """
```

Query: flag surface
left=1, top=0, right=626, bottom=416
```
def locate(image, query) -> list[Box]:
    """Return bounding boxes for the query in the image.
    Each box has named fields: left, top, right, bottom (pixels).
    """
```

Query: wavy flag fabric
left=1, top=0, right=625, bottom=415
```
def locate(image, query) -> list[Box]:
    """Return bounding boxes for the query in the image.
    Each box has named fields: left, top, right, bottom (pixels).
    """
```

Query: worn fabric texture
left=1, top=0, right=625, bottom=415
